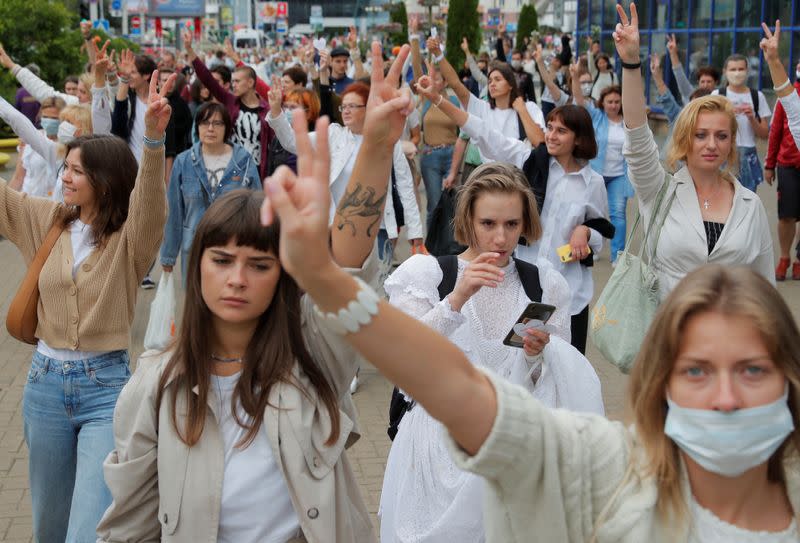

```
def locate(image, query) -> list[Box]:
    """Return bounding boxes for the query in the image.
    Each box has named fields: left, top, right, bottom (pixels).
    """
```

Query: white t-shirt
left=212, top=372, right=302, bottom=543
left=21, top=141, right=56, bottom=198
left=602, top=120, right=626, bottom=177
left=467, top=94, right=545, bottom=163
left=126, top=96, right=147, bottom=163
left=711, top=88, right=771, bottom=148
left=329, top=133, right=363, bottom=223
left=688, top=494, right=798, bottom=542
left=203, top=146, right=234, bottom=191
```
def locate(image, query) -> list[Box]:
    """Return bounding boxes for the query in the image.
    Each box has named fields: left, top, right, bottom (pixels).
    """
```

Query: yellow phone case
left=557, top=244, right=592, bottom=263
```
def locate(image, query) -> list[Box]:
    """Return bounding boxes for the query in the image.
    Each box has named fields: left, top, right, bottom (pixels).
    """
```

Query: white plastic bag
left=143, top=272, right=177, bottom=351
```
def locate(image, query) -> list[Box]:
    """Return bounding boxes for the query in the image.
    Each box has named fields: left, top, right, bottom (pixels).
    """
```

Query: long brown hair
left=157, top=190, right=341, bottom=447
left=59, top=135, right=138, bottom=247
left=620, top=266, right=800, bottom=528
left=487, top=61, right=521, bottom=109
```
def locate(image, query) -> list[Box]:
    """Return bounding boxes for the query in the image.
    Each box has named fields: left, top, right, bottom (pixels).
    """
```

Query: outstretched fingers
left=312, top=116, right=331, bottom=189
left=370, top=42, right=385, bottom=86
left=262, top=166, right=299, bottom=227
left=386, top=44, right=411, bottom=88
left=292, top=109, right=313, bottom=178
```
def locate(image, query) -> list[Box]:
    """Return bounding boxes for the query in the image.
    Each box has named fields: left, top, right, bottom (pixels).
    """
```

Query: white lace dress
left=378, top=255, right=604, bottom=543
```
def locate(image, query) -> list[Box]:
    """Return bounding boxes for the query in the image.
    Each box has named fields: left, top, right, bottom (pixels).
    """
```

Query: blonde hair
left=79, top=72, right=94, bottom=95
left=60, top=104, right=92, bottom=136
left=453, top=162, right=542, bottom=247
left=666, top=95, right=739, bottom=176
left=612, top=266, right=800, bottom=532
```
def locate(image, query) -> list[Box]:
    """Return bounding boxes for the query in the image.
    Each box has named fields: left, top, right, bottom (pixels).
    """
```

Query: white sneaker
left=350, top=374, right=359, bottom=394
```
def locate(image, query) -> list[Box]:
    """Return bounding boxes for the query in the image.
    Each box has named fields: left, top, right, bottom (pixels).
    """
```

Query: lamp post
left=418, top=0, right=440, bottom=29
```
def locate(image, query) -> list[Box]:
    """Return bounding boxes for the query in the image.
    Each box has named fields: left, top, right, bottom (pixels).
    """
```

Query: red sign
left=131, top=16, right=141, bottom=29
left=193, top=17, right=202, bottom=40
left=154, top=17, right=163, bottom=38
left=276, top=2, right=288, bottom=17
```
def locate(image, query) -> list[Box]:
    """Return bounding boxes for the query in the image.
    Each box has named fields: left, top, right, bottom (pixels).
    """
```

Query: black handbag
left=424, top=189, right=466, bottom=257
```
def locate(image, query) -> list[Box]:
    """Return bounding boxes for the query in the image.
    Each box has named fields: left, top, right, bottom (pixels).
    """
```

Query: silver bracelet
left=312, top=277, right=380, bottom=335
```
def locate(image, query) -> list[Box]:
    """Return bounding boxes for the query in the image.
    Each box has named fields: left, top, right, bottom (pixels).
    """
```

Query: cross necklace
left=696, top=179, right=723, bottom=210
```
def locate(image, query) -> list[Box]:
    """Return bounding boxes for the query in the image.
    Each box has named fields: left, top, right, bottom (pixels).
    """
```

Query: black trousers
left=570, top=305, right=589, bottom=355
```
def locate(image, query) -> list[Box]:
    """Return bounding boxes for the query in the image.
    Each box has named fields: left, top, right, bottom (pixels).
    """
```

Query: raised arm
left=185, top=32, right=234, bottom=106
left=0, top=96, right=57, bottom=167
left=586, top=36, right=598, bottom=78
left=760, top=21, right=800, bottom=149
left=513, top=97, right=545, bottom=146
left=535, top=44, right=565, bottom=105
left=92, top=41, right=113, bottom=135
left=347, top=28, right=368, bottom=80
left=463, top=38, right=488, bottom=88
left=569, top=62, right=587, bottom=107
left=667, top=34, right=693, bottom=104
left=650, top=53, right=682, bottom=125
left=428, top=37, right=471, bottom=107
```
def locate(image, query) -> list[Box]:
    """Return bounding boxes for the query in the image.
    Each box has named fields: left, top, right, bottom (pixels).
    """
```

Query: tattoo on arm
left=335, top=183, right=387, bottom=237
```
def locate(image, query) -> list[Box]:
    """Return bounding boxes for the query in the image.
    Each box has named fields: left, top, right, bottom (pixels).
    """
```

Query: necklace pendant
left=703, top=199, right=710, bottom=210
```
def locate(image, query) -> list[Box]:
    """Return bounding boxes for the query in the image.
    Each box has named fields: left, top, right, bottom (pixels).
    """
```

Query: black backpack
left=718, top=86, right=761, bottom=121
left=387, top=255, right=542, bottom=440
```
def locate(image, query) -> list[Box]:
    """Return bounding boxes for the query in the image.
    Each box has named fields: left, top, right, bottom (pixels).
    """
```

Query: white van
left=233, top=29, right=264, bottom=50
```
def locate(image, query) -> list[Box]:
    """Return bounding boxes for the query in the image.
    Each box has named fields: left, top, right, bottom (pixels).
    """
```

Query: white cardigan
left=623, top=123, right=774, bottom=301
left=447, top=370, right=800, bottom=542
left=267, top=111, right=423, bottom=240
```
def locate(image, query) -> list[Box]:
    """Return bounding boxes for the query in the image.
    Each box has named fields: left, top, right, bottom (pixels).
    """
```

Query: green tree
left=0, top=0, right=84, bottom=101
left=445, top=0, right=481, bottom=70
left=516, top=3, right=539, bottom=51
left=388, top=1, right=409, bottom=47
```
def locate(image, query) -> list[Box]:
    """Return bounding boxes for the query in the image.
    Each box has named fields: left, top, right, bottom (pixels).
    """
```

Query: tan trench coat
left=96, top=256, right=378, bottom=543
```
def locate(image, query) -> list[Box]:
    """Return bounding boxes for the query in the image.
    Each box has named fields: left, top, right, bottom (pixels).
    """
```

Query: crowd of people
left=0, top=2, right=800, bottom=541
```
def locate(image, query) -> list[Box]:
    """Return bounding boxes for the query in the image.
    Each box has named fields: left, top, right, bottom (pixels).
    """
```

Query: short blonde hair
left=625, top=266, right=800, bottom=527
left=453, top=162, right=542, bottom=247
left=60, top=104, right=92, bottom=136
left=666, top=95, right=739, bottom=176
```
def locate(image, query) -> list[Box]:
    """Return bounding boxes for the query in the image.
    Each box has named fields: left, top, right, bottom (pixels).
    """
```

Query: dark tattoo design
left=335, top=183, right=387, bottom=237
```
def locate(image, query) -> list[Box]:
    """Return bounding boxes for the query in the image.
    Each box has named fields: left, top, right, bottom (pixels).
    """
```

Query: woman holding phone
left=378, top=161, right=603, bottom=542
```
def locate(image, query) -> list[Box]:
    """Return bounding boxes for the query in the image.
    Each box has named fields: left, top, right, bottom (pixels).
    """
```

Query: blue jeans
left=420, top=146, right=454, bottom=228
left=737, top=146, right=763, bottom=193
left=604, top=174, right=635, bottom=263
left=377, top=228, right=394, bottom=263
left=23, top=350, right=130, bottom=543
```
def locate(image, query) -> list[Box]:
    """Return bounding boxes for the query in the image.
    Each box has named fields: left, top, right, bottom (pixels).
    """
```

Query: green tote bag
left=590, top=180, right=676, bottom=373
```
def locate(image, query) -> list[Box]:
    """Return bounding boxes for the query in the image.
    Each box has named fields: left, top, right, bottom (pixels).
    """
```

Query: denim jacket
left=584, top=102, right=629, bottom=180
left=160, top=142, right=261, bottom=270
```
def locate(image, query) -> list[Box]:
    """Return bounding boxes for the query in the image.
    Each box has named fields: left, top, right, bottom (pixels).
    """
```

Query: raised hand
left=224, top=37, right=241, bottom=64
left=760, top=20, right=781, bottom=63
left=666, top=34, right=678, bottom=55
left=182, top=31, right=196, bottom=61
left=416, top=74, right=436, bottom=101
left=319, top=49, right=330, bottom=72
left=649, top=53, right=661, bottom=76
left=144, top=70, right=176, bottom=138
left=612, top=3, right=641, bottom=64
left=0, top=44, right=15, bottom=70
left=461, top=37, right=470, bottom=53
left=118, top=49, right=135, bottom=79
left=260, top=112, right=332, bottom=280
left=568, top=60, right=580, bottom=78
left=268, top=75, right=283, bottom=116
left=448, top=252, right=505, bottom=312
left=347, top=26, right=357, bottom=49
left=426, top=37, right=442, bottom=58
left=533, top=43, right=543, bottom=63
left=80, top=20, right=92, bottom=40
left=362, top=42, right=414, bottom=149
left=93, top=40, right=111, bottom=75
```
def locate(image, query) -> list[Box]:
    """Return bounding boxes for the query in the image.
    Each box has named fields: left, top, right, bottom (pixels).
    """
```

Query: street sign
left=93, top=18, right=110, bottom=31
left=257, top=2, right=277, bottom=24
left=111, top=0, right=121, bottom=9
left=276, top=20, right=288, bottom=33
left=131, top=15, right=141, bottom=34
left=310, top=5, right=323, bottom=32
left=276, top=2, right=288, bottom=18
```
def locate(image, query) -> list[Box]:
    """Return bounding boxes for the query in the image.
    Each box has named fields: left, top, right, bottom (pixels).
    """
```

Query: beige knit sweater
left=0, top=146, right=166, bottom=351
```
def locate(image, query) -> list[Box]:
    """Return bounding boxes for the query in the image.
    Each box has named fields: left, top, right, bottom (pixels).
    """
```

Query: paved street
left=0, top=132, right=799, bottom=541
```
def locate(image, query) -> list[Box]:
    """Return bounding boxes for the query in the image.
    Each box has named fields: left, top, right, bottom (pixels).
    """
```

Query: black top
left=703, top=221, right=725, bottom=254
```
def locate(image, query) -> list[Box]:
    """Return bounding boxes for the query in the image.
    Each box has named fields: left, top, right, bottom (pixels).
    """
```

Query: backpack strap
left=516, top=110, right=527, bottom=142
left=512, top=257, right=543, bottom=302
left=436, top=255, right=459, bottom=300
left=750, top=88, right=761, bottom=122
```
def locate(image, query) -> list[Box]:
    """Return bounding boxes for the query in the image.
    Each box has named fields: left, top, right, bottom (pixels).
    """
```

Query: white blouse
left=688, top=495, right=798, bottom=542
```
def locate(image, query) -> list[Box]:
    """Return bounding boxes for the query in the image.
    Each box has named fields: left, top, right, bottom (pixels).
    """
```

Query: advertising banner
left=148, top=0, right=205, bottom=18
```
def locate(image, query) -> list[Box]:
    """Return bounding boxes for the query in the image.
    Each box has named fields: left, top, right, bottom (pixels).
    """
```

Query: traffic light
left=80, top=0, right=90, bottom=21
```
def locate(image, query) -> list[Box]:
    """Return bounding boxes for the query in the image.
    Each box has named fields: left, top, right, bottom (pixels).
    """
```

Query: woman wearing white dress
left=379, top=162, right=604, bottom=543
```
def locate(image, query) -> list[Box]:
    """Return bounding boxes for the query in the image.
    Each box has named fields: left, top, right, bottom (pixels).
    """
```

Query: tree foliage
left=516, top=3, right=539, bottom=51
left=388, top=2, right=409, bottom=47
left=445, top=0, right=481, bottom=70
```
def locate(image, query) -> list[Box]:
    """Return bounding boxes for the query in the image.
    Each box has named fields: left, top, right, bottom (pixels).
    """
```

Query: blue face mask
left=664, top=386, right=794, bottom=477
left=41, top=117, right=60, bottom=137
left=282, top=108, right=293, bottom=124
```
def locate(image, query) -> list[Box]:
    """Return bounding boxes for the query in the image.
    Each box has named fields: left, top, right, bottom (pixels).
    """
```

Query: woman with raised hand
left=618, top=4, right=773, bottom=299
left=0, top=71, right=172, bottom=542
left=761, top=21, right=800, bottom=150
left=247, top=16, right=800, bottom=541
left=96, top=43, right=415, bottom=543
left=414, top=75, right=610, bottom=354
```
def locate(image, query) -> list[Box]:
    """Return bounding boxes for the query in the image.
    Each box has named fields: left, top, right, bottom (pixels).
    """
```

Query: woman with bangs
left=161, top=102, right=261, bottom=283
left=415, top=75, right=610, bottom=354
left=617, top=6, right=773, bottom=299
left=97, top=43, right=415, bottom=543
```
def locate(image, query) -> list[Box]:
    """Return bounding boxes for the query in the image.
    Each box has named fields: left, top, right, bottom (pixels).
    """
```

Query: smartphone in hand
left=503, top=302, right=557, bottom=348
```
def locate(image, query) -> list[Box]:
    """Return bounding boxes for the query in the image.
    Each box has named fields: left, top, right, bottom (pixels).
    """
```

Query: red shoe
left=776, top=257, right=790, bottom=281
left=793, top=261, right=800, bottom=281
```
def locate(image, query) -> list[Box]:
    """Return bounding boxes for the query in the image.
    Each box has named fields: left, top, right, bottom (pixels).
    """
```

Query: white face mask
left=664, top=387, right=794, bottom=478
left=580, top=83, right=593, bottom=97
left=795, top=70, right=800, bottom=80
left=57, top=121, right=78, bottom=144
left=511, top=59, right=522, bottom=70
left=726, top=70, right=748, bottom=87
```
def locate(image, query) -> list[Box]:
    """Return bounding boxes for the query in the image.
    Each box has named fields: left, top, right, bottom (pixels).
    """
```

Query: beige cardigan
left=448, top=370, right=800, bottom=542
left=0, top=146, right=167, bottom=350
left=96, top=252, right=378, bottom=543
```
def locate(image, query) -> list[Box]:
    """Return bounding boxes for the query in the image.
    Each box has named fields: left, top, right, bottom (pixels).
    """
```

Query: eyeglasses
left=338, top=104, right=366, bottom=112
left=198, top=120, right=225, bottom=128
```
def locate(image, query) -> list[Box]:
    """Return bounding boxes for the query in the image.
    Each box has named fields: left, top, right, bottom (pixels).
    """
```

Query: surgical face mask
left=795, top=70, right=800, bottom=80
left=511, top=59, right=522, bottom=70
left=581, top=83, right=593, bottom=97
left=664, top=387, right=794, bottom=478
left=282, top=107, right=293, bottom=124
left=726, top=70, right=748, bottom=87
left=57, top=121, right=78, bottom=144
left=41, top=117, right=60, bottom=137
